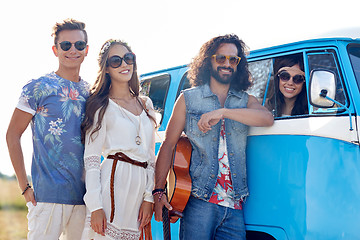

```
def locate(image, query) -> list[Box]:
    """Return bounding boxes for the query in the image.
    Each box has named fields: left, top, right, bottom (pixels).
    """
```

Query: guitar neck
left=162, top=206, right=171, bottom=240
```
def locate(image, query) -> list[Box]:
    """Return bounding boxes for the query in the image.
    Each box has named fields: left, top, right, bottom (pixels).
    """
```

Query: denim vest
left=183, top=84, right=249, bottom=202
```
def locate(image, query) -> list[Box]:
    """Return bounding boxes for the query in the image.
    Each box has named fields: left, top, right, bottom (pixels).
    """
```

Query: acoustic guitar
left=162, top=135, right=192, bottom=239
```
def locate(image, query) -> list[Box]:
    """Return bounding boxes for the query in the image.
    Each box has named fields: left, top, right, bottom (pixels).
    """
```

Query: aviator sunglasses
left=107, top=52, right=136, bottom=68
left=277, top=71, right=305, bottom=84
left=58, top=41, right=87, bottom=51
left=212, top=54, right=241, bottom=66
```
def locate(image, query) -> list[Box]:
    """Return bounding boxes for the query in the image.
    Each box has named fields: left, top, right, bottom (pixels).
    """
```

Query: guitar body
left=166, top=135, right=192, bottom=223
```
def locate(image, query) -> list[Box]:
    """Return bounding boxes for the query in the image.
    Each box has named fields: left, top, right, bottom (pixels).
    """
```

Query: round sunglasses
left=212, top=54, right=241, bottom=66
left=277, top=71, right=305, bottom=84
left=58, top=41, right=87, bottom=51
left=107, top=52, right=136, bottom=68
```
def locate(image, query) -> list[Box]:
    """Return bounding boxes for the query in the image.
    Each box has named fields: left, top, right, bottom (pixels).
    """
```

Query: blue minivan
left=140, top=38, right=360, bottom=240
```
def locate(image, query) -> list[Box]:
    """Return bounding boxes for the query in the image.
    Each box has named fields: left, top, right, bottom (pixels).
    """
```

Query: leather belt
left=107, top=152, right=148, bottom=169
left=107, top=152, right=147, bottom=223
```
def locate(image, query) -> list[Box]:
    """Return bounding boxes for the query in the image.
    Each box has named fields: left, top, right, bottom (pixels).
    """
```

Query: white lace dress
left=81, top=97, right=155, bottom=240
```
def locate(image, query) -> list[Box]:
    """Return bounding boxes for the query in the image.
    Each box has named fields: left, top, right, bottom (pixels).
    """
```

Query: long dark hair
left=81, top=39, right=155, bottom=144
left=267, top=54, right=308, bottom=117
left=187, top=34, right=252, bottom=91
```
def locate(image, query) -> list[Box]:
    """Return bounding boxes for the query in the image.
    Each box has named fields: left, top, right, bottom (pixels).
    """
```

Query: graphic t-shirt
left=17, top=72, right=90, bottom=204
left=209, top=119, right=242, bottom=210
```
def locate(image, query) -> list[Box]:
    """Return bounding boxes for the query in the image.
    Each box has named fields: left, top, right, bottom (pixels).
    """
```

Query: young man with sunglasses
left=154, top=34, right=274, bottom=239
left=6, top=18, right=89, bottom=240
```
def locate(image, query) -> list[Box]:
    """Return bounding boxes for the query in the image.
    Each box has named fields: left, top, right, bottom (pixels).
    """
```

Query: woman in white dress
left=81, top=39, right=156, bottom=240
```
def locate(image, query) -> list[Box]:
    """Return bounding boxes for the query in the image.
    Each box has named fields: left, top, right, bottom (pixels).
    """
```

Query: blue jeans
left=180, top=196, right=246, bottom=240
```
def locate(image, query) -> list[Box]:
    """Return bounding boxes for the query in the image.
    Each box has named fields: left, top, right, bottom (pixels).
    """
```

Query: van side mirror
left=310, top=69, right=353, bottom=131
left=309, top=70, right=336, bottom=108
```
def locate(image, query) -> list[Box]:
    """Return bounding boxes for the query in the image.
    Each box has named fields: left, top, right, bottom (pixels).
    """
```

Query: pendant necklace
left=110, top=96, right=142, bottom=145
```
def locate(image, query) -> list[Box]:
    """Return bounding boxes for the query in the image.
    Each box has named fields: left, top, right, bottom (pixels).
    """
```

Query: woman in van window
left=80, top=39, right=157, bottom=239
left=267, top=54, right=308, bottom=117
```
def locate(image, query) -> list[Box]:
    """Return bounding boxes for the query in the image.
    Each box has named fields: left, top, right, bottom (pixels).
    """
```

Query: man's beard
left=210, top=67, right=235, bottom=85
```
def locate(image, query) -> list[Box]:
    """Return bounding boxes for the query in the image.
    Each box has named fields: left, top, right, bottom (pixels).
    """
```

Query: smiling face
left=106, top=44, right=134, bottom=84
left=52, top=30, right=88, bottom=70
left=210, top=43, right=238, bottom=85
left=278, top=64, right=305, bottom=101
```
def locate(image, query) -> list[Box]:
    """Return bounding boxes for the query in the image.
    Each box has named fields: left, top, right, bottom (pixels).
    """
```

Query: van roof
left=248, top=37, right=360, bottom=58
left=140, top=38, right=360, bottom=77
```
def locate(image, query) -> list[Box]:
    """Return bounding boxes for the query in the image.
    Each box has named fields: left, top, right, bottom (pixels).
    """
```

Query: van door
left=245, top=49, right=360, bottom=239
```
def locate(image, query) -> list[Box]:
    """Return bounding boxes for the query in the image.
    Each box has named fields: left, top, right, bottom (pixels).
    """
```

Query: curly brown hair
left=187, top=34, right=251, bottom=91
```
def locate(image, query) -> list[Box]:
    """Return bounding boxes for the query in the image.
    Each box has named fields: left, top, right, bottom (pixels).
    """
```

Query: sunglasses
left=277, top=71, right=305, bottom=84
left=212, top=54, right=241, bottom=66
left=58, top=41, right=87, bottom=51
left=107, top=52, right=136, bottom=68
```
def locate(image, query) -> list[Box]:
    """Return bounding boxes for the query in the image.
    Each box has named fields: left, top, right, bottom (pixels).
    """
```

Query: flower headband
left=100, top=39, right=124, bottom=55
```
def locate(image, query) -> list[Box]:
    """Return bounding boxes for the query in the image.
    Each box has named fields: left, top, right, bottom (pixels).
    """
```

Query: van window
left=247, top=59, right=273, bottom=105
left=307, top=51, right=347, bottom=113
left=347, top=43, right=360, bottom=92
left=258, top=53, right=308, bottom=118
left=140, top=74, right=171, bottom=124
left=176, top=72, right=192, bottom=99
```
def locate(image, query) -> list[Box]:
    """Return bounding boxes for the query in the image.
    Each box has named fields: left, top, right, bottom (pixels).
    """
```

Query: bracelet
left=158, top=191, right=165, bottom=202
left=152, top=188, right=164, bottom=195
left=22, top=183, right=32, bottom=195
left=153, top=191, right=165, bottom=202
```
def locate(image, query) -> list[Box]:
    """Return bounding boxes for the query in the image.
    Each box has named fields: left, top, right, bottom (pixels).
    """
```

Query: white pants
left=26, top=202, right=86, bottom=240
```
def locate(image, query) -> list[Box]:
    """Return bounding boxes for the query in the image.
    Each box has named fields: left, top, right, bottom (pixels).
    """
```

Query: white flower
left=48, top=126, right=57, bottom=135
left=100, top=39, right=123, bottom=55
left=54, top=127, right=63, bottom=136
left=101, top=41, right=112, bottom=54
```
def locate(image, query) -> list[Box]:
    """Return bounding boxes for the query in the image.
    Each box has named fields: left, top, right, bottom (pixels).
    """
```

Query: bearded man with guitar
left=154, top=34, right=274, bottom=240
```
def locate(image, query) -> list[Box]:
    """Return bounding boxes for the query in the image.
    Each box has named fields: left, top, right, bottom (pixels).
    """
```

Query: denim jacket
left=183, top=84, right=249, bottom=202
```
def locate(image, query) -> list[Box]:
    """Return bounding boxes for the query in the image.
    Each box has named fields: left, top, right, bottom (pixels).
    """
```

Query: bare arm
left=197, top=95, right=274, bottom=133
left=91, top=209, right=107, bottom=236
left=154, top=94, right=186, bottom=221
left=6, top=108, right=36, bottom=205
left=138, top=201, right=153, bottom=231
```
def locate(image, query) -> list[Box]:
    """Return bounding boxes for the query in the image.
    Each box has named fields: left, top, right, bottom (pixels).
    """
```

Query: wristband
left=152, top=188, right=164, bottom=195
left=22, top=183, right=32, bottom=195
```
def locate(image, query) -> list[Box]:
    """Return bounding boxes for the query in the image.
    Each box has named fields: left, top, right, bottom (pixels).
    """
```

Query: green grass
left=0, top=179, right=28, bottom=240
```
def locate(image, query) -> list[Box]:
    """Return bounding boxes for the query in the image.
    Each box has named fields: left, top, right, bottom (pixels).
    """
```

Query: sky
left=1, top=0, right=359, bottom=176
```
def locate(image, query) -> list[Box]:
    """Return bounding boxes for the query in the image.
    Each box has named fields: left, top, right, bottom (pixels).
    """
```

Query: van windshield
left=348, top=43, right=360, bottom=92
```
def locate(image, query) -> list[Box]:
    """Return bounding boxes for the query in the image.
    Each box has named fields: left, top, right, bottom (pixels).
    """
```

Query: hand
left=197, top=109, right=224, bottom=133
left=154, top=193, right=172, bottom=222
left=91, top=209, right=107, bottom=236
left=138, top=201, right=153, bottom=230
left=24, top=188, right=37, bottom=206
